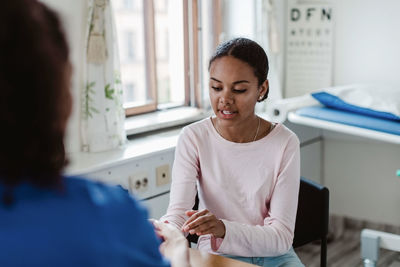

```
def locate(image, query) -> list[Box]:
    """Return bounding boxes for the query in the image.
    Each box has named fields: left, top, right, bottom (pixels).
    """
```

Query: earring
left=258, top=95, right=264, bottom=100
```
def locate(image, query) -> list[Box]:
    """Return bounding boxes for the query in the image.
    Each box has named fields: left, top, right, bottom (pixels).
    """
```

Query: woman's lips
left=219, top=109, right=237, bottom=119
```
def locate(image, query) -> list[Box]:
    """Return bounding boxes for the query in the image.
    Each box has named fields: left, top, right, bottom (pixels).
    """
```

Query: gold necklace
left=253, top=116, right=261, bottom=141
left=215, top=116, right=261, bottom=142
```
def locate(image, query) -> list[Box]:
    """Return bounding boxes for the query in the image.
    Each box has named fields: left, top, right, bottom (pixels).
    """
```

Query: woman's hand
left=153, top=220, right=190, bottom=267
left=182, top=209, right=226, bottom=238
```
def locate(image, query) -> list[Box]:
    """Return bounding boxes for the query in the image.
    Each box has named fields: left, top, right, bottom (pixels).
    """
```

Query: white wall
left=334, top=0, right=400, bottom=85
left=275, top=0, right=400, bottom=89
left=45, top=0, right=400, bottom=225
left=282, top=0, right=400, bottom=225
left=86, top=149, right=175, bottom=219
left=270, top=0, right=400, bottom=225
left=40, top=0, right=88, bottom=153
left=222, top=0, right=256, bottom=40
left=326, top=0, right=400, bottom=225
left=324, top=135, right=400, bottom=225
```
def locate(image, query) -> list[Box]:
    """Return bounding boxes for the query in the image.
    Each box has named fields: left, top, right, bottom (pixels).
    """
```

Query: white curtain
left=81, top=0, right=126, bottom=152
left=256, top=0, right=283, bottom=112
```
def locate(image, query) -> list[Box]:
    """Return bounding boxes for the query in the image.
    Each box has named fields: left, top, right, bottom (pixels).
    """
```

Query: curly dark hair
left=0, top=0, right=70, bottom=192
left=208, top=37, right=270, bottom=101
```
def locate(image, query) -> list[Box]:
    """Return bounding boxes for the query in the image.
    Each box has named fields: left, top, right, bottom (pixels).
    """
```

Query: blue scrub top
left=0, top=176, right=170, bottom=267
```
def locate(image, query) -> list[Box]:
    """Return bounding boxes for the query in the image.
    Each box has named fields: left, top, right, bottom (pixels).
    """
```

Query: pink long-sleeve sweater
left=160, top=117, right=300, bottom=257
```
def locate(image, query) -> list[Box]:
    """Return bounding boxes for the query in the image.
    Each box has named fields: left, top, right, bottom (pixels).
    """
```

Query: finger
left=193, top=225, right=216, bottom=236
left=199, top=220, right=225, bottom=238
left=183, top=215, right=208, bottom=232
left=184, top=213, right=215, bottom=231
left=189, top=222, right=216, bottom=236
left=185, top=217, right=218, bottom=236
left=182, top=209, right=209, bottom=229
left=152, top=219, right=161, bottom=227
left=154, top=229, right=164, bottom=240
left=193, top=220, right=225, bottom=237
left=149, top=219, right=161, bottom=230
left=182, top=210, right=198, bottom=229
left=159, top=241, right=166, bottom=254
left=156, top=221, right=184, bottom=241
left=185, top=210, right=197, bottom=217
left=154, top=221, right=173, bottom=238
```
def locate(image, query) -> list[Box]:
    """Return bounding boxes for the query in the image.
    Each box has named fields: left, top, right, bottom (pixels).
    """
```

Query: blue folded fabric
left=296, top=106, right=400, bottom=136
left=311, top=92, right=400, bottom=121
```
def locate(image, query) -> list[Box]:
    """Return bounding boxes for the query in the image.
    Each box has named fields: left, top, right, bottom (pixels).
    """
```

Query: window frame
left=124, top=0, right=206, bottom=117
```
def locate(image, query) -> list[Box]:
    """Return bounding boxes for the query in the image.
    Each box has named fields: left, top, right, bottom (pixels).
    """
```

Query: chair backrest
left=186, top=194, right=200, bottom=246
left=293, top=177, right=329, bottom=267
left=186, top=177, right=330, bottom=267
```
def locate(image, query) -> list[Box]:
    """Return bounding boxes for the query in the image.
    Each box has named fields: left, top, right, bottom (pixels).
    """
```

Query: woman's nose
left=219, top=90, right=234, bottom=104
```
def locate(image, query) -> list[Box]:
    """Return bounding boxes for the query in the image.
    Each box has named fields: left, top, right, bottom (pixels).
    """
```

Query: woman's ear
left=258, top=79, right=269, bottom=101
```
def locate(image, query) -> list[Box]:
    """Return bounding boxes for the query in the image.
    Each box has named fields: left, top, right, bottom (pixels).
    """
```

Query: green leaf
left=90, top=107, right=99, bottom=113
left=87, top=81, right=96, bottom=88
left=105, top=83, right=115, bottom=100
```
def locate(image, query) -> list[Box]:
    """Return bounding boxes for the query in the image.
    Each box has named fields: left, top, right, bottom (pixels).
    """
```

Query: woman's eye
left=211, top=86, right=222, bottom=91
left=233, top=89, right=247, bottom=93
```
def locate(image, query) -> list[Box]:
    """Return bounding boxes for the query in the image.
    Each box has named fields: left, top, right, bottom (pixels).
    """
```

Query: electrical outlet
left=156, top=164, right=171, bottom=187
left=141, top=176, right=148, bottom=190
left=129, top=172, right=149, bottom=193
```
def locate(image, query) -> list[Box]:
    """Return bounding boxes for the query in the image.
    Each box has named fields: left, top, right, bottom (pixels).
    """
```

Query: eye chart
left=285, top=0, right=334, bottom=97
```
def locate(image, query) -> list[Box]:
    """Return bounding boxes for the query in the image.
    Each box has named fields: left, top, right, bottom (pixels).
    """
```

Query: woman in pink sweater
left=161, top=38, right=304, bottom=266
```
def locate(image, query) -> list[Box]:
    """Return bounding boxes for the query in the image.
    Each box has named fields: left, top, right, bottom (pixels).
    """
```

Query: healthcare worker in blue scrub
left=0, top=1, right=189, bottom=266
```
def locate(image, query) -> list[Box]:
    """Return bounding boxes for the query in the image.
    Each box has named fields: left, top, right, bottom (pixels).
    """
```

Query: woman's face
left=209, top=56, right=268, bottom=127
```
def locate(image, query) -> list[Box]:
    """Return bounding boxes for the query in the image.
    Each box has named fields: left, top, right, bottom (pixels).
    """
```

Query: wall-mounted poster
left=285, top=0, right=334, bottom=97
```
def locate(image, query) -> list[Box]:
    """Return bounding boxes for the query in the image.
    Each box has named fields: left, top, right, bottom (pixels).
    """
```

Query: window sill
left=124, top=106, right=211, bottom=136
left=66, top=127, right=181, bottom=176
left=65, top=109, right=273, bottom=176
left=66, top=107, right=210, bottom=176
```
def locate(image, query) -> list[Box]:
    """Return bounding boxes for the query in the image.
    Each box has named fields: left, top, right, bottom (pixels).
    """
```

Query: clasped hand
left=181, top=209, right=226, bottom=238
left=151, top=219, right=190, bottom=267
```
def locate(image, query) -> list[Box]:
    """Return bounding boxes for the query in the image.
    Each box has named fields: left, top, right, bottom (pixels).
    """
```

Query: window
left=125, top=31, right=136, bottom=62
left=113, top=0, right=212, bottom=116
left=123, top=83, right=135, bottom=103
left=123, top=0, right=137, bottom=10
left=114, top=0, right=146, bottom=111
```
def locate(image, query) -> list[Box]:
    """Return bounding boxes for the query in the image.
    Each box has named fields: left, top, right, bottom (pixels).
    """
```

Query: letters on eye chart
left=285, top=0, right=334, bottom=98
